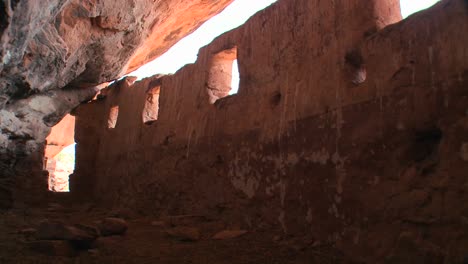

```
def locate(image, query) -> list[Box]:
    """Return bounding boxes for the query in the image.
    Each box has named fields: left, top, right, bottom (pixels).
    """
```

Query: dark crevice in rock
left=90, top=16, right=123, bottom=33
left=43, top=113, right=66, bottom=127
left=0, top=96, right=8, bottom=109
left=363, top=26, right=378, bottom=38
left=409, top=127, right=443, bottom=163
left=0, top=1, right=9, bottom=38
left=8, top=134, right=33, bottom=141
left=0, top=152, right=16, bottom=209
left=0, top=184, right=13, bottom=209
left=9, top=79, right=35, bottom=100
left=11, top=0, right=21, bottom=11
left=270, top=91, right=282, bottom=107
left=345, top=49, right=364, bottom=69
left=345, top=49, right=366, bottom=85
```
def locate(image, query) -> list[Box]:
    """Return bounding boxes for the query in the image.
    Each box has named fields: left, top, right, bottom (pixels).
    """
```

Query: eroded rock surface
left=98, top=218, right=128, bottom=236
left=1, top=0, right=233, bottom=96
left=0, top=0, right=233, bottom=208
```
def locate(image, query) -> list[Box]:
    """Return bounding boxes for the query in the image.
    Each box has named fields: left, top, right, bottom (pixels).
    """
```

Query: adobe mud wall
left=73, top=0, right=468, bottom=261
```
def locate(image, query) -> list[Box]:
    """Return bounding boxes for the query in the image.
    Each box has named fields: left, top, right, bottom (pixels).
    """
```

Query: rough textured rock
left=460, top=142, right=468, bottom=161
left=212, top=230, right=247, bottom=240
left=385, top=232, right=445, bottom=263
left=98, top=217, right=128, bottom=236
left=36, top=220, right=98, bottom=242
left=92, top=235, right=126, bottom=253
left=28, top=240, right=78, bottom=257
left=69, top=0, right=468, bottom=261
left=0, top=0, right=233, bottom=95
left=166, top=226, right=200, bottom=242
left=0, top=0, right=234, bottom=209
left=19, top=228, right=37, bottom=242
left=163, top=215, right=208, bottom=227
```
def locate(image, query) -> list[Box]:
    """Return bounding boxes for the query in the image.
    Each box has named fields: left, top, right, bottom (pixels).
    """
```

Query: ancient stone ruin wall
left=73, top=0, right=468, bottom=261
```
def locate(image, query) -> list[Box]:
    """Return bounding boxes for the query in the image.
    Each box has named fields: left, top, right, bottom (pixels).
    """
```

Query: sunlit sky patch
left=128, top=0, right=440, bottom=80
left=401, top=0, right=440, bottom=18
left=58, top=143, right=75, bottom=156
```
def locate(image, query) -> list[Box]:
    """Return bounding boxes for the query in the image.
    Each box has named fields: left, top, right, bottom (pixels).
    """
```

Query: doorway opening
left=206, top=47, right=239, bottom=104
left=44, top=114, right=76, bottom=192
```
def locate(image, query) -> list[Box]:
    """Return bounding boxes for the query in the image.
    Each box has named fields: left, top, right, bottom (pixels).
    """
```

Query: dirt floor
left=0, top=203, right=345, bottom=264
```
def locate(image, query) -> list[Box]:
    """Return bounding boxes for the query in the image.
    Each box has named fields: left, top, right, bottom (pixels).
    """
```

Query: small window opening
left=207, top=47, right=239, bottom=104
left=44, top=114, right=76, bottom=192
left=126, top=0, right=278, bottom=80
left=108, top=106, right=119, bottom=129
left=142, top=86, right=160, bottom=124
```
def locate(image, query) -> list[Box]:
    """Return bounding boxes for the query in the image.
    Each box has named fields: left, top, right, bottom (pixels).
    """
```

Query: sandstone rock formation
left=98, top=217, right=128, bottom=236
left=2, top=0, right=468, bottom=262
left=0, top=0, right=233, bottom=208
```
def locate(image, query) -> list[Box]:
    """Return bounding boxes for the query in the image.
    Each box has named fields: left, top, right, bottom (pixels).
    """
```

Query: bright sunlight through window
left=401, top=0, right=440, bottom=18
left=128, top=0, right=277, bottom=79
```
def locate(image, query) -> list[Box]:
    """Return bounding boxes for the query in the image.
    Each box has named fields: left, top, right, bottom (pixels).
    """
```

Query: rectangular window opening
left=207, top=46, right=239, bottom=104
left=46, top=143, right=76, bottom=192
left=142, top=86, right=160, bottom=124
left=44, top=114, right=76, bottom=192
left=108, top=106, right=119, bottom=129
